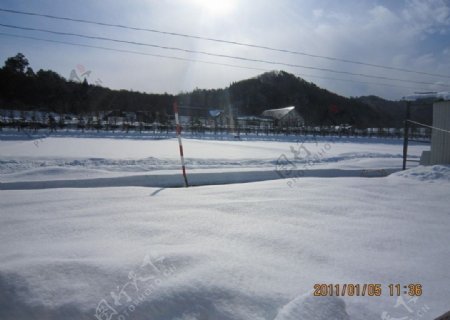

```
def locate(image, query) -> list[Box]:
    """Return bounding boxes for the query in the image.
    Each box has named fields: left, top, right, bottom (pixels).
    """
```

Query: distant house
left=124, top=112, right=137, bottom=122
left=237, top=116, right=273, bottom=129
left=104, top=110, right=127, bottom=125
left=208, top=109, right=230, bottom=127
left=261, top=106, right=304, bottom=127
left=209, top=109, right=223, bottom=118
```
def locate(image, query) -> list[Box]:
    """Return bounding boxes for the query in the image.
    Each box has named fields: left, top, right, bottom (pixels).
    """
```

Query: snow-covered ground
left=0, top=131, right=426, bottom=185
left=1, top=132, right=449, bottom=320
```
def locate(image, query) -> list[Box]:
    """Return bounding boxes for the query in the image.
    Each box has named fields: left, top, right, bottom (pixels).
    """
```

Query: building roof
left=261, top=106, right=296, bottom=120
left=209, top=109, right=223, bottom=117
left=402, top=92, right=450, bottom=102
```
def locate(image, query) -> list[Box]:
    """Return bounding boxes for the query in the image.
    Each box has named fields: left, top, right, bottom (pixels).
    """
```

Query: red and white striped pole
left=173, top=102, right=189, bottom=187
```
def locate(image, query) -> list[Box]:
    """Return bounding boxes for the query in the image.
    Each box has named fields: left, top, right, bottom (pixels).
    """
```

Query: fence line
left=0, top=119, right=434, bottom=140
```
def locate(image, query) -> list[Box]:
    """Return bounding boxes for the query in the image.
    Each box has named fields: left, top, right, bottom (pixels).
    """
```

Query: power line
left=0, top=32, right=268, bottom=72
left=0, top=32, right=427, bottom=91
left=1, top=23, right=449, bottom=89
left=407, top=120, right=450, bottom=134
left=1, top=7, right=449, bottom=79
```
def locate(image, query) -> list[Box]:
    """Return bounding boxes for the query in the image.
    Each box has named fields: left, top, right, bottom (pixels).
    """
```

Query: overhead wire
left=0, top=7, right=449, bottom=79
left=0, top=32, right=428, bottom=91
left=1, top=23, right=449, bottom=88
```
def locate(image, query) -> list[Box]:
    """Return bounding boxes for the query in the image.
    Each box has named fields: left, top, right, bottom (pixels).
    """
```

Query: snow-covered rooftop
left=402, top=91, right=450, bottom=102
left=261, top=106, right=296, bottom=119
left=208, top=109, right=223, bottom=117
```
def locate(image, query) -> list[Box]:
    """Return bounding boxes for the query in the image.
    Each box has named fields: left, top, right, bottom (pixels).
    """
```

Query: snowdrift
left=390, top=165, right=450, bottom=182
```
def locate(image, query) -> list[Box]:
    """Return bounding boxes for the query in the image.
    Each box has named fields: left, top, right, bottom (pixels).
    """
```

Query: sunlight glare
left=191, top=0, right=237, bottom=16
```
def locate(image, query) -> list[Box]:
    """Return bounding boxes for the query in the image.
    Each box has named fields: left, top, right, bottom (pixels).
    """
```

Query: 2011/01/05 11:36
left=313, top=283, right=423, bottom=297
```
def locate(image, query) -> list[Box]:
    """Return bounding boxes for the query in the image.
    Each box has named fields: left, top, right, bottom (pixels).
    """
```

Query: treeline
left=0, top=53, right=173, bottom=122
left=0, top=53, right=422, bottom=128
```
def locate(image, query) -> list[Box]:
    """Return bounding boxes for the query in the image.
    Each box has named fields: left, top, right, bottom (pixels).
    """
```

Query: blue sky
left=0, top=0, right=449, bottom=100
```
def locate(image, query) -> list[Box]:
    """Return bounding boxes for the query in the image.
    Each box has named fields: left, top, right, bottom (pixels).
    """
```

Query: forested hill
left=0, top=53, right=420, bottom=128
left=0, top=53, right=173, bottom=122
left=228, top=71, right=386, bottom=127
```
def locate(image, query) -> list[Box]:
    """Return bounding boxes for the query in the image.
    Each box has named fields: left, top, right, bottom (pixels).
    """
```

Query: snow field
left=0, top=134, right=448, bottom=319
left=0, top=172, right=449, bottom=319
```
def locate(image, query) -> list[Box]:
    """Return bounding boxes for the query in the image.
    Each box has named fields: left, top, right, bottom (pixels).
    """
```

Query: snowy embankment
left=1, top=133, right=448, bottom=319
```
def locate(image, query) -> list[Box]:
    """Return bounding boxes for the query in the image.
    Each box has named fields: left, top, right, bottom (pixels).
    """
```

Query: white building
left=403, top=92, right=450, bottom=165
left=261, top=106, right=304, bottom=127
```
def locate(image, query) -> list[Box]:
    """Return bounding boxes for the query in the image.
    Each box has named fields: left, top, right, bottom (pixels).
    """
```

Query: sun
left=191, top=0, right=237, bottom=16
